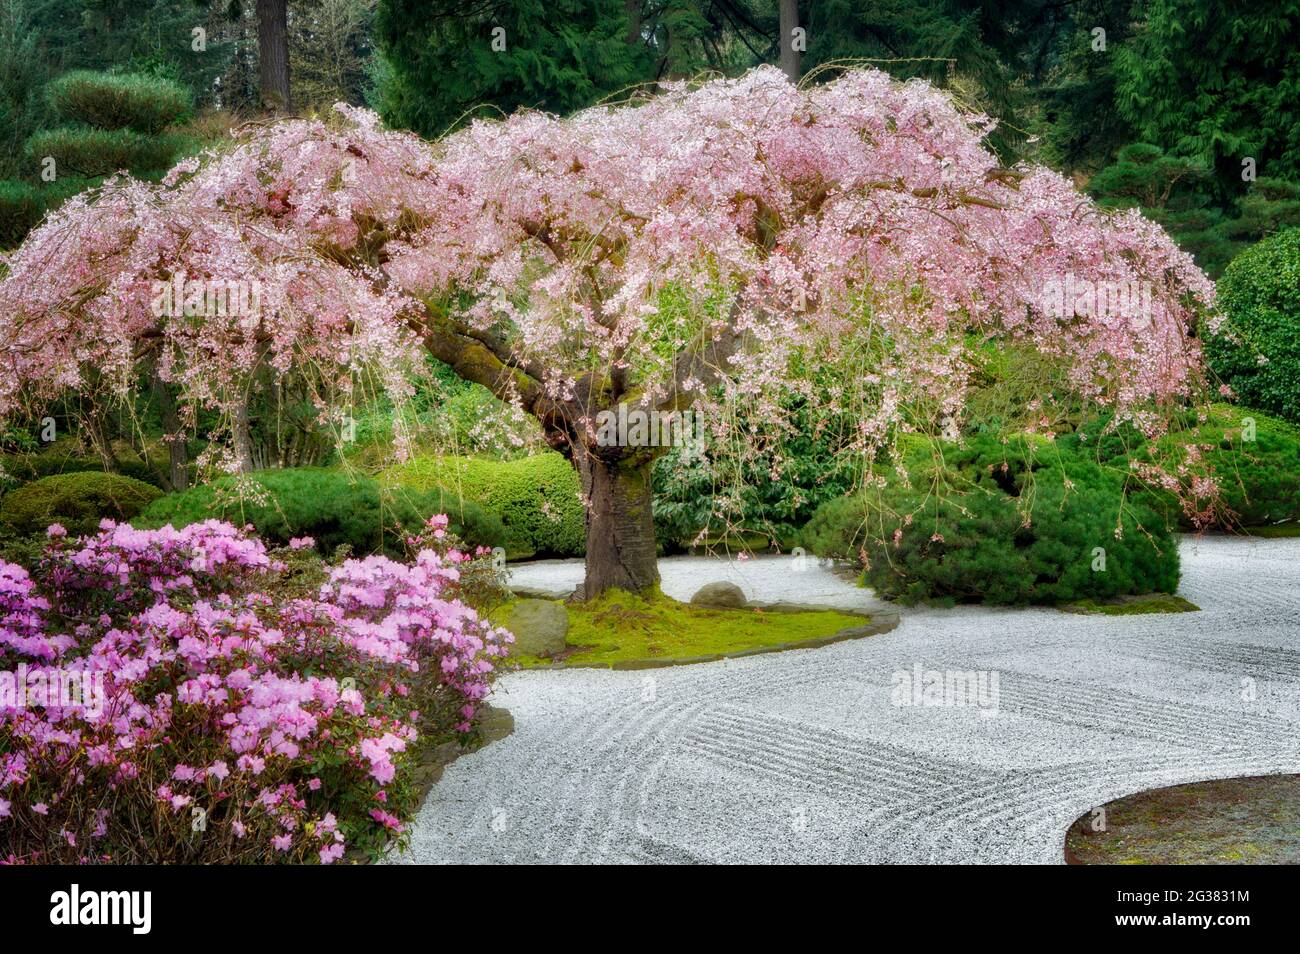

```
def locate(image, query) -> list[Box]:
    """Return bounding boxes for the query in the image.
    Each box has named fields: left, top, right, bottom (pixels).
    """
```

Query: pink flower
left=272, top=834, right=293, bottom=852
left=32, top=803, right=48, bottom=815
left=319, top=843, right=344, bottom=864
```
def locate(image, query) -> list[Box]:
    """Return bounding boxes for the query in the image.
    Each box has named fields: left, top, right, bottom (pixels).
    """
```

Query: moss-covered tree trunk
left=577, top=452, right=660, bottom=598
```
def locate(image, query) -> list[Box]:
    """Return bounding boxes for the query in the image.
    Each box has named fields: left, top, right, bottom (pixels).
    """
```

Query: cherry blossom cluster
left=0, top=67, right=1214, bottom=455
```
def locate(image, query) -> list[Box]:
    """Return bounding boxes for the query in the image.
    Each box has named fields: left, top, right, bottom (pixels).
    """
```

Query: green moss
left=494, top=588, right=871, bottom=668
left=1243, top=522, right=1300, bottom=538
left=1059, top=593, right=1200, bottom=615
left=1066, top=774, right=1300, bottom=864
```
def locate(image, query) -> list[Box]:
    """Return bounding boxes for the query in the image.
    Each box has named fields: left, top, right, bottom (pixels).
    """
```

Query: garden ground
left=388, top=535, right=1300, bottom=864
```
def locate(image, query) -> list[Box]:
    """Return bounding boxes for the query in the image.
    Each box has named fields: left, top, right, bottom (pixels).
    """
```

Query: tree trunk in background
left=779, top=0, right=801, bottom=82
left=578, top=453, right=661, bottom=598
left=624, top=0, right=642, bottom=44
left=150, top=372, right=189, bottom=491
left=256, top=0, right=292, bottom=112
left=231, top=398, right=256, bottom=474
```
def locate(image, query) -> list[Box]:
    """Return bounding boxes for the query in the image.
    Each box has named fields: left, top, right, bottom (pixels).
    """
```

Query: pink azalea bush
left=0, top=518, right=510, bottom=864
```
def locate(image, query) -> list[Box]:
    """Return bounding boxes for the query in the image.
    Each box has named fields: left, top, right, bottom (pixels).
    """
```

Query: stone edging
left=507, top=590, right=901, bottom=670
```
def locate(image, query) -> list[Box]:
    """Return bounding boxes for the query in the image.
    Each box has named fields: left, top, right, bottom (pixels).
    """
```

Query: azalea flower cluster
left=0, top=518, right=510, bottom=864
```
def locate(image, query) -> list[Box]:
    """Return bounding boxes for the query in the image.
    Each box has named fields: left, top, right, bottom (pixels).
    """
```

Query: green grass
left=494, top=588, right=871, bottom=668
left=1059, top=593, right=1200, bottom=616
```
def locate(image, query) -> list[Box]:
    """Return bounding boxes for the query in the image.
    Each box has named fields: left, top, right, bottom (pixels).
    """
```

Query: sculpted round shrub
left=0, top=471, right=162, bottom=537
left=136, top=467, right=507, bottom=557
left=24, top=127, right=186, bottom=179
left=804, top=435, right=1179, bottom=606
left=0, top=520, right=511, bottom=863
left=47, top=71, right=193, bottom=134
left=384, top=453, right=583, bottom=559
left=1206, top=228, right=1300, bottom=424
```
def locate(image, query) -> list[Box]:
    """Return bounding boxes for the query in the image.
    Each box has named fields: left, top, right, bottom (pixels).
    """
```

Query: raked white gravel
left=388, top=536, right=1300, bottom=864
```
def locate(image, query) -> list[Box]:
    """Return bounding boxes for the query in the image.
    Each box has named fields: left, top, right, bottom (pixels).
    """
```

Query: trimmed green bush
left=802, top=434, right=1179, bottom=606
left=0, top=471, right=163, bottom=537
left=1059, top=404, right=1300, bottom=530
left=1206, top=228, right=1300, bottom=424
left=1190, top=411, right=1300, bottom=528
left=382, top=453, right=584, bottom=559
left=799, top=492, right=870, bottom=563
left=47, top=71, right=193, bottom=134
left=25, top=127, right=185, bottom=179
left=136, top=467, right=508, bottom=558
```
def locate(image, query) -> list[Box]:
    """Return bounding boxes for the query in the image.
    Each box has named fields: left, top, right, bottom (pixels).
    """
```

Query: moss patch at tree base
left=494, top=588, right=885, bottom=669
left=1065, top=774, right=1300, bottom=864
left=1059, top=593, right=1200, bottom=615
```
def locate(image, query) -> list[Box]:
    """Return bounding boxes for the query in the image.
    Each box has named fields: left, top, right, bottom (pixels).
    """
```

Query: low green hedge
left=0, top=176, right=101, bottom=249
left=0, top=471, right=163, bottom=537
left=136, top=467, right=508, bottom=558
left=0, top=180, right=44, bottom=249
left=802, top=434, right=1179, bottom=606
left=382, top=453, right=584, bottom=559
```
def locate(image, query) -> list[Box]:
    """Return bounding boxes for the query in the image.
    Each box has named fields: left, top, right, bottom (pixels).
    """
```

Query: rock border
left=507, top=587, right=900, bottom=670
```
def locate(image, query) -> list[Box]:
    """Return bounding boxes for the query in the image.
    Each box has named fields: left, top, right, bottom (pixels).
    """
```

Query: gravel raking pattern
left=389, top=536, right=1300, bottom=864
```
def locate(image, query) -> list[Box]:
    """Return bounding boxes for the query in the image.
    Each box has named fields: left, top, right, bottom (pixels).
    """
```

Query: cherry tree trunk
left=578, top=454, right=660, bottom=598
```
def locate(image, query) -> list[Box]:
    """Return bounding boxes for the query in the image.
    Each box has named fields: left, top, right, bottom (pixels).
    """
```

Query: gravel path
left=389, top=536, right=1300, bottom=864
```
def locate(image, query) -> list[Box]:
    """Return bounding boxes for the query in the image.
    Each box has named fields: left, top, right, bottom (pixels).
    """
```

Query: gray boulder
left=690, top=581, right=747, bottom=608
left=503, top=599, right=569, bottom=657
